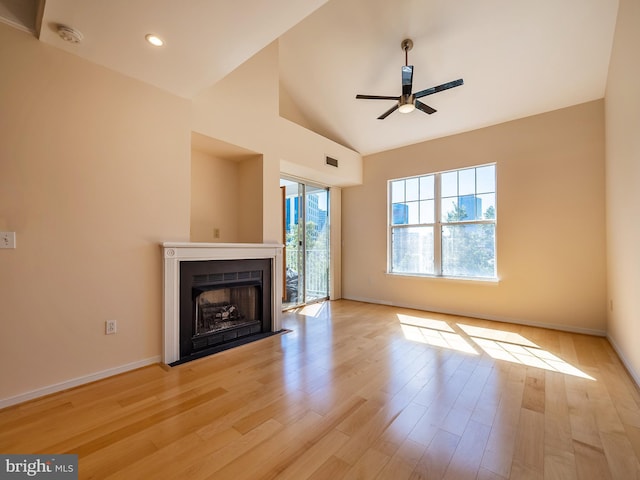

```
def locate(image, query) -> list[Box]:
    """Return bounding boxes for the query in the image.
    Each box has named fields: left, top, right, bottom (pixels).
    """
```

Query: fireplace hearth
left=162, top=243, right=283, bottom=365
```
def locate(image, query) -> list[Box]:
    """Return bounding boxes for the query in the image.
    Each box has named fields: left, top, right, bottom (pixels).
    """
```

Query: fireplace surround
left=162, top=243, right=283, bottom=365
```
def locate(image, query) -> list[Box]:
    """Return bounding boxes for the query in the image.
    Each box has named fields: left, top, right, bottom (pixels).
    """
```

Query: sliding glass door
left=281, top=178, right=330, bottom=309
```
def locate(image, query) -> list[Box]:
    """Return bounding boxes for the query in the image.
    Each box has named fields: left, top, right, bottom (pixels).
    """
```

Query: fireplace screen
left=195, top=285, right=260, bottom=335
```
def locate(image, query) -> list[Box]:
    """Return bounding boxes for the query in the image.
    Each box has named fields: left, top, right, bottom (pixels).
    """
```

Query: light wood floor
left=2, top=300, right=640, bottom=479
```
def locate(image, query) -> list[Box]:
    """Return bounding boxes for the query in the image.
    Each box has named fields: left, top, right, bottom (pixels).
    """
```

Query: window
left=389, top=164, right=496, bottom=279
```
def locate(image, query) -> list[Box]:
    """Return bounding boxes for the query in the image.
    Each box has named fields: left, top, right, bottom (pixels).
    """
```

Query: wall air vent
left=325, top=156, right=338, bottom=168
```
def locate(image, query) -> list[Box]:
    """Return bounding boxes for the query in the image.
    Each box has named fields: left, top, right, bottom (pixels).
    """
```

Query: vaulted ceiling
left=2, top=0, right=620, bottom=155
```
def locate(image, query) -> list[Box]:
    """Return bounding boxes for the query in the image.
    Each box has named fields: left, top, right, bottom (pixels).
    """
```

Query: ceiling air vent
left=325, top=156, right=338, bottom=168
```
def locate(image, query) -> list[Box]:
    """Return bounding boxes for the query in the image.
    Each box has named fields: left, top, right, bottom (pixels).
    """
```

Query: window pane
left=476, top=165, right=495, bottom=193
left=391, top=180, right=405, bottom=203
left=419, top=199, right=434, bottom=224
left=406, top=178, right=419, bottom=201
left=392, top=203, right=409, bottom=225
left=442, top=197, right=465, bottom=222
left=459, top=168, right=475, bottom=196
left=477, top=193, right=496, bottom=219
left=419, top=175, right=434, bottom=199
left=441, top=171, right=457, bottom=197
left=459, top=195, right=480, bottom=220
left=407, top=201, right=419, bottom=224
left=391, top=226, right=435, bottom=274
left=442, top=224, right=495, bottom=278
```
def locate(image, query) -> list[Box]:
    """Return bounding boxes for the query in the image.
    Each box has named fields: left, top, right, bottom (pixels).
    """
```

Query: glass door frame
left=280, top=176, right=330, bottom=309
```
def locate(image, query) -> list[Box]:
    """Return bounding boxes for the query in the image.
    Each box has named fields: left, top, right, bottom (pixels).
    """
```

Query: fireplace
left=162, top=243, right=283, bottom=365
left=179, top=258, right=271, bottom=360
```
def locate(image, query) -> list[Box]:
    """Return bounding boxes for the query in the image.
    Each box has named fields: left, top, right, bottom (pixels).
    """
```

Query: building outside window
left=389, top=164, right=496, bottom=279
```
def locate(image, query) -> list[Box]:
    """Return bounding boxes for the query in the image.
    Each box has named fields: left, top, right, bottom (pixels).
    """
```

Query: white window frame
left=388, top=163, right=497, bottom=280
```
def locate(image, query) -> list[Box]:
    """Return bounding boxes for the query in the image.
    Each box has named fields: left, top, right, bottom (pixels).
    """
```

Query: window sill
left=385, top=272, right=500, bottom=284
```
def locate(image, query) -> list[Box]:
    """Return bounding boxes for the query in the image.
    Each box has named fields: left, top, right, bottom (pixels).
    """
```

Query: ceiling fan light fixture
left=145, top=34, right=164, bottom=47
left=398, top=102, right=415, bottom=114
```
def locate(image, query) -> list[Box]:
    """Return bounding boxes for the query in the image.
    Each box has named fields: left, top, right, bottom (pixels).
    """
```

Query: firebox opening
left=193, top=283, right=262, bottom=348
left=178, top=258, right=273, bottom=364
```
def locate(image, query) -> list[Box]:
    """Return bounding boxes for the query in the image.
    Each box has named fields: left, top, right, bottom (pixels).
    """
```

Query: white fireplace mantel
left=162, top=242, right=283, bottom=364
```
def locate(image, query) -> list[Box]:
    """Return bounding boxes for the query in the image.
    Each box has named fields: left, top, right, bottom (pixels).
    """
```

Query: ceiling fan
left=356, top=39, right=463, bottom=120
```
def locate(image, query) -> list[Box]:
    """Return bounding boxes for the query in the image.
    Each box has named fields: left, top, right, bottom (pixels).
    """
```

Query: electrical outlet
left=105, top=320, right=117, bottom=335
left=0, top=232, right=16, bottom=249
left=213, top=228, right=220, bottom=239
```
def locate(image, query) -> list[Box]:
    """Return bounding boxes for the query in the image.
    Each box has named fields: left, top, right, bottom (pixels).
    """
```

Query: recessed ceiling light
left=145, top=34, right=164, bottom=47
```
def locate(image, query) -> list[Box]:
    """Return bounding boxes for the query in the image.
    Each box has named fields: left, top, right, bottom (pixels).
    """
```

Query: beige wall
left=190, top=150, right=264, bottom=243
left=0, top=24, right=191, bottom=402
left=605, top=0, right=640, bottom=383
left=343, top=100, right=607, bottom=334
left=190, top=150, right=240, bottom=242
left=237, top=157, right=265, bottom=243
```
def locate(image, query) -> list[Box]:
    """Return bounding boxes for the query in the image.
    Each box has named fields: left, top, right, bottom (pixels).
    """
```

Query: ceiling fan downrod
left=401, top=38, right=413, bottom=66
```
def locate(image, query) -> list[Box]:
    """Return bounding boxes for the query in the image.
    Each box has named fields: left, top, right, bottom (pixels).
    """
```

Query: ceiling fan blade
left=402, top=65, right=413, bottom=96
left=377, top=104, right=399, bottom=120
left=414, top=78, right=464, bottom=99
left=415, top=100, right=436, bottom=115
left=356, top=94, right=401, bottom=100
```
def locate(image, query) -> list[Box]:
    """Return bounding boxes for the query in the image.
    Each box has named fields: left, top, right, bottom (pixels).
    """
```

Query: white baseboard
left=342, top=296, right=607, bottom=337
left=607, top=334, right=640, bottom=389
left=0, top=356, right=161, bottom=410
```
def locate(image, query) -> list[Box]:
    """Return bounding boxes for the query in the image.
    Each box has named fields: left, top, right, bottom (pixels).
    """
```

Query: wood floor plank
left=624, top=423, right=640, bottom=460
left=522, top=368, right=545, bottom=414
left=343, top=448, right=390, bottom=480
left=275, top=428, right=350, bottom=480
left=599, top=431, right=640, bottom=480
left=573, top=439, right=613, bottom=480
left=543, top=449, right=577, bottom=480
left=374, top=438, right=425, bottom=480
left=512, top=407, right=545, bottom=475
left=1, top=300, right=639, bottom=480
left=307, top=455, right=351, bottom=480
left=410, top=428, right=460, bottom=479
left=544, top=371, right=577, bottom=480
left=372, top=402, right=428, bottom=457
left=229, top=394, right=366, bottom=480
left=566, top=376, right=604, bottom=449
left=479, top=364, right=526, bottom=478
left=102, top=431, right=217, bottom=480
left=476, top=467, right=508, bottom=480
left=442, top=419, right=491, bottom=480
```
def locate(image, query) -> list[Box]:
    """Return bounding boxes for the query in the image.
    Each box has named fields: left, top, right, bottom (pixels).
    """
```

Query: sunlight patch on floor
left=397, top=314, right=455, bottom=332
left=471, top=337, right=594, bottom=379
left=396, top=314, right=594, bottom=379
left=457, top=323, right=540, bottom=348
left=297, top=302, right=326, bottom=318
left=398, top=315, right=478, bottom=354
